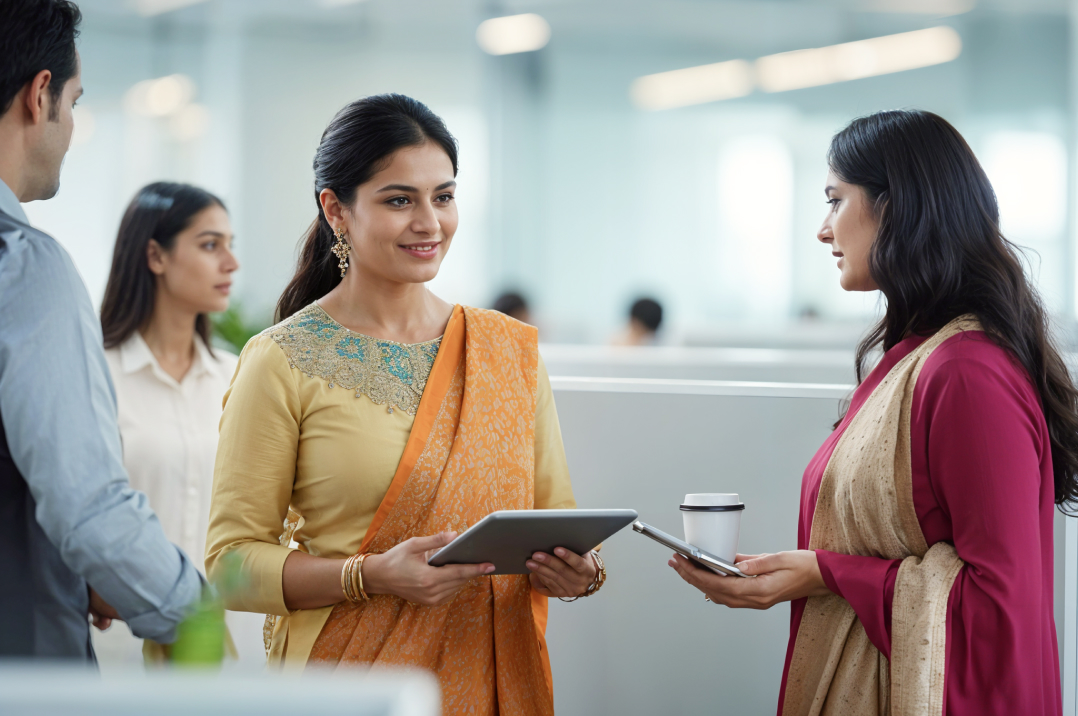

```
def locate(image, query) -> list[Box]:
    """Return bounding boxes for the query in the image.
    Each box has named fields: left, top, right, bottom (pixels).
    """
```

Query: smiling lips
left=399, top=241, right=440, bottom=259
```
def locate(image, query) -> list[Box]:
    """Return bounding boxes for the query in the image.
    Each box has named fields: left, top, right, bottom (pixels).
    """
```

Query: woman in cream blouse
left=206, top=95, right=600, bottom=715
left=95, top=182, right=263, bottom=666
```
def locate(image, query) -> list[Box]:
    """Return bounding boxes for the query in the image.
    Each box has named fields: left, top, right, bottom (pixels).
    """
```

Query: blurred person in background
left=94, top=182, right=262, bottom=665
left=0, top=0, right=202, bottom=659
left=205, top=94, right=602, bottom=714
left=492, top=290, right=532, bottom=324
left=669, top=110, right=1067, bottom=714
left=612, top=296, right=663, bottom=345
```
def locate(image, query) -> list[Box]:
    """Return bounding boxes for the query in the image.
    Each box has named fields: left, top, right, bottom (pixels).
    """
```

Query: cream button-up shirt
left=105, top=332, right=237, bottom=564
left=93, top=332, right=263, bottom=669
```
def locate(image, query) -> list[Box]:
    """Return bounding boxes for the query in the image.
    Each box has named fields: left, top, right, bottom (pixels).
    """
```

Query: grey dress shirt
left=0, top=180, right=203, bottom=658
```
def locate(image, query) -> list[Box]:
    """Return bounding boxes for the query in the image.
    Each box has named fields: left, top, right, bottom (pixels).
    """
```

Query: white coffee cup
left=681, top=493, right=744, bottom=564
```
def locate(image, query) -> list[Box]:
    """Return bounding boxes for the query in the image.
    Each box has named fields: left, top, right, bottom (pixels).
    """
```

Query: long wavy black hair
left=276, top=93, right=458, bottom=322
left=829, top=109, right=1078, bottom=511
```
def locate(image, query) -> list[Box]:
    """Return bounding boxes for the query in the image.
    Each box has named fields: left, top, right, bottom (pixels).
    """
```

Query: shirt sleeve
left=205, top=335, right=300, bottom=616
left=815, top=550, right=900, bottom=657
left=0, top=230, right=202, bottom=642
left=533, top=355, right=576, bottom=510
left=914, top=339, right=1057, bottom=713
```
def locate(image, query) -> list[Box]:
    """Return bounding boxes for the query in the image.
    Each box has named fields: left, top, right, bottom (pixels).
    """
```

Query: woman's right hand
left=362, top=531, right=495, bottom=607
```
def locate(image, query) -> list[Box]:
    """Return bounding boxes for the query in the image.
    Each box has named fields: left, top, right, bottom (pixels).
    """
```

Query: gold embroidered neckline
left=266, top=303, right=442, bottom=416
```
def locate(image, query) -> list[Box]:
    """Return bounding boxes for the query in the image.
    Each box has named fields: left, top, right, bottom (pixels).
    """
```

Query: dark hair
left=0, top=0, right=82, bottom=119
left=631, top=298, right=663, bottom=332
left=493, top=291, right=529, bottom=316
left=276, top=94, right=458, bottom=322
left=100, top=182, right=226, bottom=352
left=829, top=109, right=1078, bottom=511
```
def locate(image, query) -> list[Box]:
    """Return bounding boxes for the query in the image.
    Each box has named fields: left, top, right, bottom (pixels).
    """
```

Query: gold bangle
left=356, top=553, right=370, bottom=601
left=341, top=554, right=359, bottom=603
left=558, top=551, right=606, bottom=603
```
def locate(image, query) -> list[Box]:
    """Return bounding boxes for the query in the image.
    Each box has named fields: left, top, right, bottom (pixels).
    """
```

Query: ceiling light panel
left=631, top=60, right=754, bottom=111
left=476, top=14, right=551, bottom=56
left=755, top=26, right=962, bottom=93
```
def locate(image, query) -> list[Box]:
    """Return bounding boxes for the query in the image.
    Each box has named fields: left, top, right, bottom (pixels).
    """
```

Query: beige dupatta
left=782, top=316, right=977, bottom=716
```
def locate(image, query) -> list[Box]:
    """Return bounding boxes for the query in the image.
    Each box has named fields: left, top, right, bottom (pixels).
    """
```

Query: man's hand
left=88, top=588, right=120, bottom=631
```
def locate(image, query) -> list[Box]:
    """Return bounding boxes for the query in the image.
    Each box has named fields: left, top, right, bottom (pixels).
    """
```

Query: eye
left=826, top=198, right=840, bottom=210
left=435, top=193, right=455, bottom=204
left=386, top=196, right=410, bottom=207
left=201, top=240, right=218, bottom=250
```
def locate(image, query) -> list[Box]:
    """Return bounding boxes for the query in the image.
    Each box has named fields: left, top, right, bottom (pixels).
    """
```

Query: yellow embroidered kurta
left=205, top=304, right=575, bottom=667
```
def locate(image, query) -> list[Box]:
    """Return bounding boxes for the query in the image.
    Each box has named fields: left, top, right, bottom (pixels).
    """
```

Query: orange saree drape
left=308, top=305, right=555, bottom=716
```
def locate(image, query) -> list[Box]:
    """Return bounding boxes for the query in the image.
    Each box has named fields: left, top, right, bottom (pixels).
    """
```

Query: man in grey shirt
left=0, top=0, right=203, bottom=658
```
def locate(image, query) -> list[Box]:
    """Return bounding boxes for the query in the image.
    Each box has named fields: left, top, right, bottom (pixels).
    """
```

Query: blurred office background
left=31, top=0, right=1076, bottom=348
left=18, top=3, right=1078, bottom=713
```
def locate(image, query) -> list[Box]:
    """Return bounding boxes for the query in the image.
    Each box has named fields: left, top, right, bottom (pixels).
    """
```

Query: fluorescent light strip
left=631, top=60, right=754, bottom=111
left=756, top=26, right=962, bottom=93
left=631, top=26, right=962, bottom=110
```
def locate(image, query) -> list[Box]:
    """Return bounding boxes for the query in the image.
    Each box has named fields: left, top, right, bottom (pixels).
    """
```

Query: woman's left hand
left=527, top=547, right=598, bottom=598
left=668, top=550, right=831, bottom=609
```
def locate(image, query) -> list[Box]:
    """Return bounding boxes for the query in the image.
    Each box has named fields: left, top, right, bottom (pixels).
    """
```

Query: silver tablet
left=427, top=509, right=639, bottom=575
left=633, top=520, right=750, bottom=578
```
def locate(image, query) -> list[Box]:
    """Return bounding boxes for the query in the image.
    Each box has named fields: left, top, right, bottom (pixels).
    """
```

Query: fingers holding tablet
left=526, top=547, right=597, bottom=599
left=364, top=531, right=496, bottom=607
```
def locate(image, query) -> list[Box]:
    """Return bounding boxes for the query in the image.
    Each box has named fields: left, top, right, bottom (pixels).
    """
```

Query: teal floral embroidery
left=267, top=304, right=441, bottom=416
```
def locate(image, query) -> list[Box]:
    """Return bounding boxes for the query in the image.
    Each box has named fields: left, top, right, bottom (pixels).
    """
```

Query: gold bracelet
left=357, top=549, right=370, bottom=599
left=558, top=551, right=606, bottom=603
left=341, top=554, right=359, bottom=603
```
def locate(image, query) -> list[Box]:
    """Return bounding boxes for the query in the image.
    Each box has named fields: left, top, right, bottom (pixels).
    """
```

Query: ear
left=319, top=188, right=348, bottom=233
left=146, top=239, right=168, bottom=276
left=22, top=70, right=54, bottom=126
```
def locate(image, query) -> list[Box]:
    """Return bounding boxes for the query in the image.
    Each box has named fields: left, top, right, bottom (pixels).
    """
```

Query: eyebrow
left=196, top=230, right=228, bottom=239
left=376, top=180, right=457, bottom=193
left=824, top=185, right=836, bottom=196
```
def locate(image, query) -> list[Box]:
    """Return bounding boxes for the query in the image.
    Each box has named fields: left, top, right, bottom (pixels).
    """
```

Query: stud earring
left=331, top=227, right=350, bottom=277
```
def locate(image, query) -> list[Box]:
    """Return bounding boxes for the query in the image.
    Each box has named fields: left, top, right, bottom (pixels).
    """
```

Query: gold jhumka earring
left=331, top=226, right=350, bottom=277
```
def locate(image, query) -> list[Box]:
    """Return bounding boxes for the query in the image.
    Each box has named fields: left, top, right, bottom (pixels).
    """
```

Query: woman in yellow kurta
left=205, top=94, right=602, bottom=715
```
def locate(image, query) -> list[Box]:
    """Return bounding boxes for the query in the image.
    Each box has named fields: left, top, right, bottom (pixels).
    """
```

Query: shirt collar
left=119, top=331, right=218, bottom=385
left=0, top=179, right=29, bottom=225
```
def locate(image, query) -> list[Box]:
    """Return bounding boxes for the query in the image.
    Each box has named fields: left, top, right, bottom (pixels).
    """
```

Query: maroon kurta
left=777, top=331, right=1061, bottom=715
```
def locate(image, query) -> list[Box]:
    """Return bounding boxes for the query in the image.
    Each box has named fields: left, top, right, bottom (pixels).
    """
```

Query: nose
left=411, top=199, right=440, bottom=237
left=222, top=246, right=240, bottom=273
left=817, top=218, right=834, bottom=245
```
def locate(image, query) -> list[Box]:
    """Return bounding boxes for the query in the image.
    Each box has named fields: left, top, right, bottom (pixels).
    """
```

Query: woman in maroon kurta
left=670, top=109, right=1073, bottom=715
left=781, top=331, right=1060, bottom=714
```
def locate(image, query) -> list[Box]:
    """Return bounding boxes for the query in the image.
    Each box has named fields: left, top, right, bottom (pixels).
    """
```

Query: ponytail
left=276, top=215, right=340, bottom=322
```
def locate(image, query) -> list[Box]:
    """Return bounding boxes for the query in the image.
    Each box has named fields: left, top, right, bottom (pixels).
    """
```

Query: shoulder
left=0, top=226, right=87, bottom=313
left=235, top=332, right=294, bottom=380
left=916, top=330, right=1041, bottom=414
left=922, top=331, right=1028, bottom=384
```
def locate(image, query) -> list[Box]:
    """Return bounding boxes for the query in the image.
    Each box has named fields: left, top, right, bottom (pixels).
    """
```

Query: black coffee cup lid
left=679, top=503, right=745, bottom=512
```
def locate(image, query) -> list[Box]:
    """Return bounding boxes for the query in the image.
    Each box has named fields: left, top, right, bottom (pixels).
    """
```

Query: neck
left=140, top=289, right=199, bottom=378
left=0, top=123, right=30, bottom=201
left=319, top=265, right=451, bottom=344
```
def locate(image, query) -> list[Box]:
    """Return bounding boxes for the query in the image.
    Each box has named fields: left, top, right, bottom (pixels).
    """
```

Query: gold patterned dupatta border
left=782, top=316, right=977, bottom=716
left=306, top=306, right=554, bottom=716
